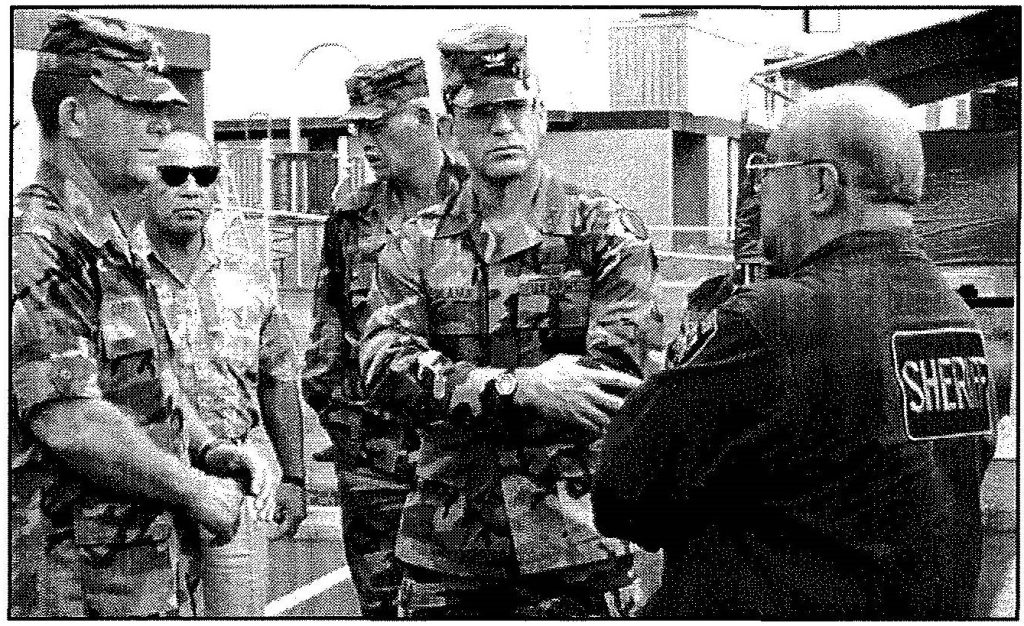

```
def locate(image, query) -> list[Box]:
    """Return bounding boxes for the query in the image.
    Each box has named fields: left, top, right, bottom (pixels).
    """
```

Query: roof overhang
left=752, top=8, right=1020, bottom=106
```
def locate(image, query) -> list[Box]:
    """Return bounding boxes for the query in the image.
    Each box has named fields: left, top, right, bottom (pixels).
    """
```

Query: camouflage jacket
left=303, top=154, right=467, bottom=490
left=360, top=166, right=664, bottom=578
left=11, top=162, right=186, bottom=617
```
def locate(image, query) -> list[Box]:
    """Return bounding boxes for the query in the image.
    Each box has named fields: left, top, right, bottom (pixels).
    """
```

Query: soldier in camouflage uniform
left=302, top=57, right=467, bottom=617
left=11, top=13, right=271, bottom=617
left=359, top=25, right=664, bottom=618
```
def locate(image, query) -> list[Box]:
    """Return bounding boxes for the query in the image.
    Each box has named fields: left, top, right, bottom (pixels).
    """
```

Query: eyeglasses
left=353, top=119, right=387, bottom=137
left=157, top=165, right=219, bottom=188
left=745, top=152, right=841, bottom=192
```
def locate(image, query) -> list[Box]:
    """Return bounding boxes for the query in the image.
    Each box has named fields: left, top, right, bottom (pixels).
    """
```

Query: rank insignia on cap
left=438, top=24, right=536, bottom=109
left=481, top=51, right=508, bottom=69
left=144, top=41, right=166, bottom=74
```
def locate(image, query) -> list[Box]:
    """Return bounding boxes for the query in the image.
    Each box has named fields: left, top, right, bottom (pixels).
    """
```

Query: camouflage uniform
left=150, top=209, right=293, bottom=469
left=361, top=165, right=664, bottom=616
left=302, top=57, right=467, bottom=617
left=10, top=14, right=191, bottom=617
left=12, top=163, right=190, bottom=617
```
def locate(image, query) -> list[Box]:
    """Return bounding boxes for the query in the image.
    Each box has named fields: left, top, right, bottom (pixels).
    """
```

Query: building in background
left=11, top=7, right=1017, bottom=616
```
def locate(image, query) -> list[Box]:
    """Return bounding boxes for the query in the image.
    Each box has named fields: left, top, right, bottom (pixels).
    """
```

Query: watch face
left=495, top=372, right=517, bottom=397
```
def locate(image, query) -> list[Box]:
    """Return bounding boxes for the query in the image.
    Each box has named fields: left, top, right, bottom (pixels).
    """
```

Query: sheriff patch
left=891, top=328, right=994, bottom=441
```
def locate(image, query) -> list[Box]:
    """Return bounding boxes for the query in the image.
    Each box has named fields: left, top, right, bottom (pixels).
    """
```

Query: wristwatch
left=494, top=370, right=517, bottom=401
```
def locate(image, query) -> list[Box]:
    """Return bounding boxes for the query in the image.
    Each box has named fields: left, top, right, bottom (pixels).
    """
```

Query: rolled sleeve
left=302, top=212, right=350, bottom=414
left=259, top=303, right=300, bottom=383
left=12, top=233, right=101, bottom=419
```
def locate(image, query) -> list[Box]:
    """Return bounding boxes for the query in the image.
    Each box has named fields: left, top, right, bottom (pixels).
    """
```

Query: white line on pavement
left=264, top=565, right=352, bottom=616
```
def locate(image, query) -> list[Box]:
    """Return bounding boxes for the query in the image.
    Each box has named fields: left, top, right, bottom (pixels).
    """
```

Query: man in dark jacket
left=594, top=83, right=997, bottom=619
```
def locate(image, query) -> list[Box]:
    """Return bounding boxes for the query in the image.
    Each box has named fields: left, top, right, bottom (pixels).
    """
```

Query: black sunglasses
left=157, top=165, right=220, bottom=188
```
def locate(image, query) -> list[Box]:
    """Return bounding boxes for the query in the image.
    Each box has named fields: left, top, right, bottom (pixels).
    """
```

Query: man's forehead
left=466, top=97, right=529, bottom=111
left=157, top=137, right=215, bottom=164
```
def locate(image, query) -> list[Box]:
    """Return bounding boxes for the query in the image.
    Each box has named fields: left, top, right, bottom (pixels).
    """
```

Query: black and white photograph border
left=9, top=2, right=1020, bottom=619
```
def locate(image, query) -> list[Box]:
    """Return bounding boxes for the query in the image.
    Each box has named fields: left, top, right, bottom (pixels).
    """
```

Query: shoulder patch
left=890, top=328, right=994, bottom=441
left=576, top=193, right=648, bottom=239
left=667, top=309, right=718, bottom=368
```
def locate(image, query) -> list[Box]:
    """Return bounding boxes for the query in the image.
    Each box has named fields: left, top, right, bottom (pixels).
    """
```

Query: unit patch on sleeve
left=891, top=328, right=994, bottom=441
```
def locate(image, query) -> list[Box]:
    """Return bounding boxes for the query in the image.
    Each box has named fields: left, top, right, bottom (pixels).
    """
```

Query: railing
left=213, top=204, right=736, bottom=294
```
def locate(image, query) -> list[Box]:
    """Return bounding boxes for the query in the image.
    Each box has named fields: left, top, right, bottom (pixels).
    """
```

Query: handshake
left=512, top=354, right=643, bottom=438
left=442, top=354, right=643, bottom=439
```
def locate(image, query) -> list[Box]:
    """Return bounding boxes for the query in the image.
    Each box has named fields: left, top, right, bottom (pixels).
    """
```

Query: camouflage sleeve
left=581, top=195, right=665, bottom=378
left=11, top=232, right=102, bottom=420
left=258, top=301, right=304, bottom=478
left=260, top=303, right=300, bottom=383
left=360, top=235, right=502, bottom=428
left=302, top=210, right=351, bottom=415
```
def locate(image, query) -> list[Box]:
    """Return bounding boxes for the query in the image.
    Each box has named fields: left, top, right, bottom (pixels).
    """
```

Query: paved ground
left=273, top=272, right=1017, bottom=618
left=268, top=457, right=1017, bottom=617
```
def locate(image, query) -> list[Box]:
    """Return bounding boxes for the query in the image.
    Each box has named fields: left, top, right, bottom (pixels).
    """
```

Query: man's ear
left=417, top=105, right=434, bottom=127
left=808, top=163, right=839, bottom=216
left=436, top=113, right=453, bottom=143
left=535, top=100, right=548, bottom=137
left=58, top=96, right=87, bottom=139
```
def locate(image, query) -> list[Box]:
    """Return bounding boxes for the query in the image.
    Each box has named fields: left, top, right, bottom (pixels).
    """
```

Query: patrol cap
left=438, top=24, right=536, bottom=109
left=341, top=57, right=430, bottom=123
left=36, top=11, right=188, bottom=107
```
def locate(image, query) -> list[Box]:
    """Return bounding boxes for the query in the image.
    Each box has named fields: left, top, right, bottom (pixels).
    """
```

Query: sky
left=80, top=7, right=978, bottom=121
left=12, top=6, right=979, bottom=189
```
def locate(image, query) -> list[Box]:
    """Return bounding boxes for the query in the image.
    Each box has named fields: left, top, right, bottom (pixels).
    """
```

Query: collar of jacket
left=34, top=159, right=153, bottom=269
left=432, top=162, right=576, bottom=247
left=796, top=229, right=916, bottom=271
left=147, top=228, right=221, bottom=287
left=339, top=149, right=468, bottom=230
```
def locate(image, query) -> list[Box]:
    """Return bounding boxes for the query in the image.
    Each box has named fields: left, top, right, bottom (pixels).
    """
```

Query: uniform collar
left=433, top=161, right=575, bottom=262
left=36, top=159, right=151, bottom=267
left=354, top=149, right=468, bottom=235
left=147, top=228, right=220, bottom=287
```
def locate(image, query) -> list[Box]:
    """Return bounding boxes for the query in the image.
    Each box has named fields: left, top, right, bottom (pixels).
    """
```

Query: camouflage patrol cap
left=438, top=24, right=536, bottom=109
left=36, top=11, right=188, bottom=107
left=341, top=57, right=430, bottom=122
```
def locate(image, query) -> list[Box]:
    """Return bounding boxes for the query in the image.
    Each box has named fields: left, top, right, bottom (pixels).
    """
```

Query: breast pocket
left=209, top=271, right=263, bottom=368
left=432, top=287, right=480, bottom=336
left=100, top=296, right=157, bottom=362
left=516, top=273, right=591, bottom=331
left=559, top=273, right=591, bottom=330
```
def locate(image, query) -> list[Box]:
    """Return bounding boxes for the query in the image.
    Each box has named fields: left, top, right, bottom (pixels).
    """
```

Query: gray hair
left=769, top=83, right=924, bottom=204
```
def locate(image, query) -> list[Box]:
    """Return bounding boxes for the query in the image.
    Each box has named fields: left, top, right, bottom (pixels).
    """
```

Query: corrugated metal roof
left=752, top=8, right=1020, bottom=106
